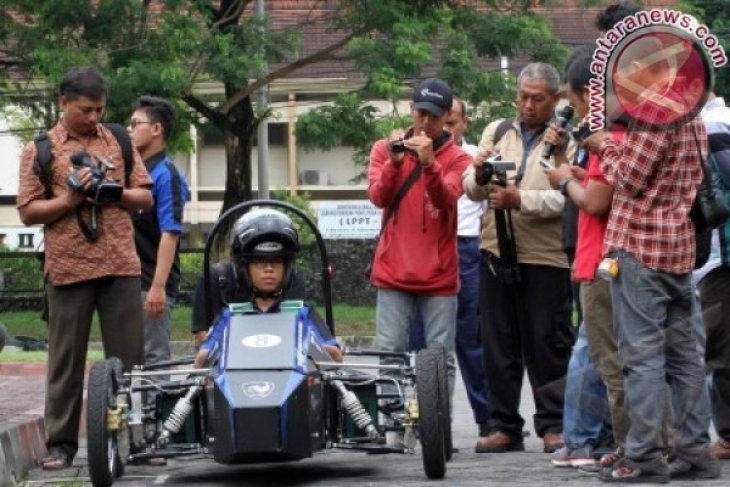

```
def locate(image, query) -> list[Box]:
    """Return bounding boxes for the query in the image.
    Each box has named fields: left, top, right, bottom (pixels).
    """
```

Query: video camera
left=475, top=156, right=517, bottom=187
left=66, top=151, right=123, bottom=204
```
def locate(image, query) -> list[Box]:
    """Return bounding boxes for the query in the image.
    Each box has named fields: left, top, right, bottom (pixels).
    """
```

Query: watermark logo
left=589, top=9, right=727, bottom=130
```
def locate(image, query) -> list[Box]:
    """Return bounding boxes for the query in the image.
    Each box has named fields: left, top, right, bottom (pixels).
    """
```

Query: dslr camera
left=476, top=155, right=516, bottom=187
left=66, top=151, right=123, bottom=204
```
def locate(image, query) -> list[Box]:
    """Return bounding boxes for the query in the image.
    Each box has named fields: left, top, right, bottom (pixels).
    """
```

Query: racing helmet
left=230, top=209, right=300, bottom=298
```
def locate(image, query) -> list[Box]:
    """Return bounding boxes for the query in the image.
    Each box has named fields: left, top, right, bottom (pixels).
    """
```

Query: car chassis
left=86, top=200, right=452, bottom=486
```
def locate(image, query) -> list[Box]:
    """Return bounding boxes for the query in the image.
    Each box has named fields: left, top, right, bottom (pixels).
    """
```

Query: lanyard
left=515, top=124, right=548, bottom=186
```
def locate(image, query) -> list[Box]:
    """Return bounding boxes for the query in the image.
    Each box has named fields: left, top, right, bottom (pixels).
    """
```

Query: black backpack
left=32, top=123, right=134, bottom=199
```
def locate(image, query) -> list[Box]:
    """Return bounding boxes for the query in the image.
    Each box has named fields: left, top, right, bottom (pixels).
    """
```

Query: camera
left=66, top=151, right=123, bottom=204
left=389, top=139, right=406, bottom=153
left=572, top=123, right=594, bottom=143
left=476, top=155, right=516, bottom=186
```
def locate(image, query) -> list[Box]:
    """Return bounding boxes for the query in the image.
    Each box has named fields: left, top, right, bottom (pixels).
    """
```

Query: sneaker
left=599, top=457, right=669, bottom=484
left=551, top=445, right=596, bottom=468
left=669, top=451, right=721, bottom=480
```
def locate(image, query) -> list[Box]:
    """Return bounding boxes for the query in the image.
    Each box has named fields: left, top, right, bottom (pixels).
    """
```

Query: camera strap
left=75, top=205, right=100, bottom=242
left=379, top=163, right=422, bottom=235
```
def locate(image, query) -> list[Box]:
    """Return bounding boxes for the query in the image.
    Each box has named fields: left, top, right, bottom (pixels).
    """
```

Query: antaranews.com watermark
left=588, top=8, right=727, bottom=130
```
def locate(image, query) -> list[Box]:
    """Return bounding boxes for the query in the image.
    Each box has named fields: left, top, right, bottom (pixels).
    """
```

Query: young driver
left=194, top=209, right=342, bottom=367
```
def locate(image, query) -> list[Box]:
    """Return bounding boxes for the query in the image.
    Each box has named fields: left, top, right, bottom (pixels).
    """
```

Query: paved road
left=22, top=357, right=730, bottom=486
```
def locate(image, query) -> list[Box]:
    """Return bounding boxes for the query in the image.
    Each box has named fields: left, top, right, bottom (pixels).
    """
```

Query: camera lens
left=389, top=139, right=406, bottom=153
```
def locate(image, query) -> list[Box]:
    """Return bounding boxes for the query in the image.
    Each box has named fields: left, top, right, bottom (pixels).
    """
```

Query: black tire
left=87, top=358, right=125, bottom=486
left=430, top=345, right=453, bottom=461
left=416, top=348, right=447, bottom=480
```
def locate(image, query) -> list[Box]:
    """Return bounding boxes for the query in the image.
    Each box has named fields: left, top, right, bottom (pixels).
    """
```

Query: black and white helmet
left=230, top=209, right=300, bottom=297
left=231, top=209, right=299, bottom=258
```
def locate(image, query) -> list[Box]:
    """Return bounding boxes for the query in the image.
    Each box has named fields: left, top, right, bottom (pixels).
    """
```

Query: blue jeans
left=376, top=288, right=457, bottom=399
left=409, top=237, right=490, bottom=424
left=562, top=323, right=612, bottom=450
left=612, top=251, right=711, bottom=462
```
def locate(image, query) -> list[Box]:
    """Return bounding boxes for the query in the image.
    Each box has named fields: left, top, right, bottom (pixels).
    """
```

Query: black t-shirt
left=132, top=152, right=187, bottom=298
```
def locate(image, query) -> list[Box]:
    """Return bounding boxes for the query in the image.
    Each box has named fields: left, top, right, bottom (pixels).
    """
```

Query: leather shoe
left=543, top=432, right=564, bottom=453
left=711, top=438, right=730, bottom=460
left=475, top=430, right=524, bottom=453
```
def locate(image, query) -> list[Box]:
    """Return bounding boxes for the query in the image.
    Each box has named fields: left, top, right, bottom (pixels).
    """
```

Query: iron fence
left=0, top=240, right=376, bottom=311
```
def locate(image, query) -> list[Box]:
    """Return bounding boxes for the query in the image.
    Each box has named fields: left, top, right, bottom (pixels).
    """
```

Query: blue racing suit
left=200, top=301, right=337, bottom=364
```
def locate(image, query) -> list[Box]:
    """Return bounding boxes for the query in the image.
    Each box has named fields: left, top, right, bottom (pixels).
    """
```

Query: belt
left=457, top=236, right=479, bottom=243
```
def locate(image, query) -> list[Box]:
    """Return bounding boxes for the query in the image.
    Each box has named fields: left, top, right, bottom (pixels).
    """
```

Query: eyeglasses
left=249, top=257, right=284, bottom=268
left=128, top=119, right=152, bottom=129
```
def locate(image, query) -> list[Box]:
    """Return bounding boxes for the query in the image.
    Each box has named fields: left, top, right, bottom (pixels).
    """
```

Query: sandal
left=41, top=446, right=71, bottom=470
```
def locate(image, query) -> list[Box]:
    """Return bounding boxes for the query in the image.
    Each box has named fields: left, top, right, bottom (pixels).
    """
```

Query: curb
left=0, top=415, right=46, bottom=487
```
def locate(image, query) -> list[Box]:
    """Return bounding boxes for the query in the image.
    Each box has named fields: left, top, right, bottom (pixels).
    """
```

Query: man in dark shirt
left=129, top=96, right=190, bottom=373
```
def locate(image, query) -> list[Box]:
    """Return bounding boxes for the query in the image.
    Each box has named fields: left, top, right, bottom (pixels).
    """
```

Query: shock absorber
left=332, top=380, right=378, bottom=439
left=157, top=382, right=203, bottom=447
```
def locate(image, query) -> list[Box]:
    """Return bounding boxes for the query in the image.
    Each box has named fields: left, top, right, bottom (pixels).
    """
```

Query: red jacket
left=367, top=133, right=472, bottom=295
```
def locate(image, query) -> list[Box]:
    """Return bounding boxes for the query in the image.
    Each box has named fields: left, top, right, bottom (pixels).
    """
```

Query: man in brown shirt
left=16, top=66, right=153, bottom=470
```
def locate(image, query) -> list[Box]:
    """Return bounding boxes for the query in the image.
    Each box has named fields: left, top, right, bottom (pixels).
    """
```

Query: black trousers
left=698, top=266, right=730, bottom=442
left=479, top=252, right=574, bottom=438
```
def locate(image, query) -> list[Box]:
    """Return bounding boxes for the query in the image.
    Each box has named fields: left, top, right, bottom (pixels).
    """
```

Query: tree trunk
left=222, top=83, right=256, bottom=214
left=210, top=83, right=256, bottom=252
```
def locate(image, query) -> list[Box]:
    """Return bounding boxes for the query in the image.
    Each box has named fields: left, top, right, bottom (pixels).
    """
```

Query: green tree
left=297, top=3, right=567, bottom=173
left=0, top=1, right=566, bottom=211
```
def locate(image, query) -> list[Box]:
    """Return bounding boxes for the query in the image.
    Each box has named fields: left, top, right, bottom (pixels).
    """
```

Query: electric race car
left=85, top=200, right=452, bottom=486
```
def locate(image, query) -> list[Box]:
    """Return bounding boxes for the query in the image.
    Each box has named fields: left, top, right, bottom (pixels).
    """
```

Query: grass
left=0, top=304, right=376, bottom=342
left=0, top=350, right=105, bottom=362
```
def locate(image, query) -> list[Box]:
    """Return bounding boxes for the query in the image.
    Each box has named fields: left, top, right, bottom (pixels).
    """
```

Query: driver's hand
left=193, top=331, right=207, bottom=349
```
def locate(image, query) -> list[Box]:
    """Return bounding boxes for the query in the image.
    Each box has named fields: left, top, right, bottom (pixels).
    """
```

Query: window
left=18, top=233, right=34, bottom=249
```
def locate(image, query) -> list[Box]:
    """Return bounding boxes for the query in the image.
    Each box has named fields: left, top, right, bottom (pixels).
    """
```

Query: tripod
left=491, top=173, right=526, bottom=363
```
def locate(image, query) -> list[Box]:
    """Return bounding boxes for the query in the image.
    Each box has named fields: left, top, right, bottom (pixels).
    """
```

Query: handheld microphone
left=541, top=105, right=575, bottom=159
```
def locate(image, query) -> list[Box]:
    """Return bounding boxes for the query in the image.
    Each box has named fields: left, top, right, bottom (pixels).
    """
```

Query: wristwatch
left=558, top=177, right=575, bottom=196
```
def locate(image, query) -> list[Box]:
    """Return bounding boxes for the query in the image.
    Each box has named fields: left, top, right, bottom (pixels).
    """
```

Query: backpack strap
left=102, top=122, right=134, bottom=187
left=492, top=118, right=514, bottom=147
left=32, top=133, right=54, bottom=199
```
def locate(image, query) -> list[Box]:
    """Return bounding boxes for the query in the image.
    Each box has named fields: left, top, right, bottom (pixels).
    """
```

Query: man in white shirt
left=447, top=98, right=491, bottom=440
